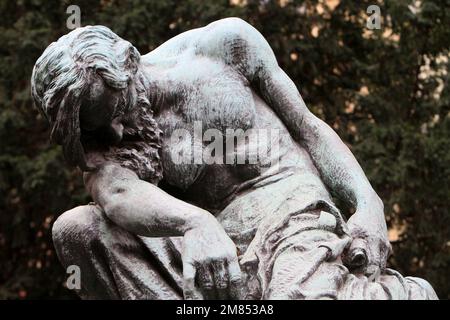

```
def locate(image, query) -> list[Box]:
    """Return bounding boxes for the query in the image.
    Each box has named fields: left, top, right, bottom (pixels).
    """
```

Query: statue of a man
left=31, top=18, right=437, bottom=299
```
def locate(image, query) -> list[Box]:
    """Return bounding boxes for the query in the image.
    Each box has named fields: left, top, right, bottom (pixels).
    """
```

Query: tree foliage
left=0, top=0, right=449, bottom=299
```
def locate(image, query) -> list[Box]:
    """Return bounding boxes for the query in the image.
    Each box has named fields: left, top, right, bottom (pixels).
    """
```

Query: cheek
left=89, top=94, right=120, bottom=128
left=110, top=120, right=124, bottom=143
left=104, top=90, right=123, bottom=118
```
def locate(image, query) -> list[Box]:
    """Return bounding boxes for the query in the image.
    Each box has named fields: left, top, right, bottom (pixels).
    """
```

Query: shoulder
left=145, top=18, right=278, bottom=78
left=202, top=17, right=257, bottom=40
left=199, top=18, right=266, bottom=53
left=145, top=18, right=255, bottom=61
left=197, top=18, right=277, bottom=77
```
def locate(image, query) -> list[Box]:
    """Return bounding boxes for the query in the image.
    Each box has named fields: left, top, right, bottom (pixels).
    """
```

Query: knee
left=52, top=204, right=103, bottom=250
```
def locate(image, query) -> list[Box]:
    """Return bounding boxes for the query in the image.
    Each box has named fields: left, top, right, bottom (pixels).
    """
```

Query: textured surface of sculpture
left=31, top=18, right=437, bottom=300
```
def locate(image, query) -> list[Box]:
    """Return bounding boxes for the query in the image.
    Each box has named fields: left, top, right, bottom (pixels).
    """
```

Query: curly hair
left=31, top=26, right=162, bottom=183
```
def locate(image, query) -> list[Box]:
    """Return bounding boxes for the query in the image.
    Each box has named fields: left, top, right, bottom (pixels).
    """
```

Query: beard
left=83, top=103, right=163, bottom=184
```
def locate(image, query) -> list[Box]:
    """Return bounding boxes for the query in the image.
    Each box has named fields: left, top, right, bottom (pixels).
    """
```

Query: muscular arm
left=84, top=163, right=242, bottom=299
left=258, top=67, right=391, bottom=269
left=259, top=65, right=383, bottom=214
left=84, top=163, right=210, bottom=237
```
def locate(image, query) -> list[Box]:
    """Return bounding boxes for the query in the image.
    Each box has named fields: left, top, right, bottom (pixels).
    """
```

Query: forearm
left=84, top=163, right=215, bottom=237
left=301, top=113, right=383, bottom=212
left=260, top=68, right=382, bottom=213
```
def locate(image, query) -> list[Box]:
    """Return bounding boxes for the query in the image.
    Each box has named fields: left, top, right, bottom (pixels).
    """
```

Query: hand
left=345, top=201, right=392, bottom=274
left=182, top=215, right=242, bottom=300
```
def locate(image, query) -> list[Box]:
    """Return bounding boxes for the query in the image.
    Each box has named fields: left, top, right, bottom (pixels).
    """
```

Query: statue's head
left=31, top=26, right=162, bottom=182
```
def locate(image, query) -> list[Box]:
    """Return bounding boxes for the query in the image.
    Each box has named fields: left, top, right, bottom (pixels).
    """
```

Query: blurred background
left=0, top=0, right=449, bottom=299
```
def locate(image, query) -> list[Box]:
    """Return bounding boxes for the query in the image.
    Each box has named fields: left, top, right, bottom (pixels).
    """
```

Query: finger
left=365, top=264, right=381, bottom=282
left=183, top=261, right=202, bottom=300
left=211, top=260, right=228, bottom=300
left=379, top=240, right=391, bottom=270
left=347, top=238, right=368, bottom=268
left=387, top=242, right=393, bottom=256
left=197, top=263, right=216, bottom=299
left=227, top=258, right=243, bottom=300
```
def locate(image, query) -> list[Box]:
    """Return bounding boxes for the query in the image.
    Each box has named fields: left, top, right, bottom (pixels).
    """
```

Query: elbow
left=103, top=199, right=127, bottom=226
left=102, top=193, right=153, bottom=236
left=102, top=184, right=130, bottom=224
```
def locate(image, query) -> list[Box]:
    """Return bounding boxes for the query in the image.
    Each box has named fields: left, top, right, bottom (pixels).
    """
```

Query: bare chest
left=153, top=57, right=261, bottom=195
left=154, top=56, right=256, bottom=134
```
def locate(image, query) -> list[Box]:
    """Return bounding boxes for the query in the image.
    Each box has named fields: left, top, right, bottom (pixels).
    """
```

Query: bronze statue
left=31, top=18, right=437, bottom=299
